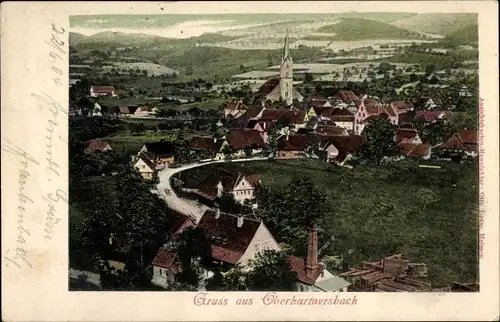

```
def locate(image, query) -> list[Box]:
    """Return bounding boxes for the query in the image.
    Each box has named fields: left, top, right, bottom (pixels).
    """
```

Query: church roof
left=257, top=78, right=280, bottom=97
left=282, top=28, right=291, bottom=62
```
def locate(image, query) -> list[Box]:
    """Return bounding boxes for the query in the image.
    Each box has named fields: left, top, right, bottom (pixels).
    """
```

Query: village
left=69, top=21, right=479, bottom=293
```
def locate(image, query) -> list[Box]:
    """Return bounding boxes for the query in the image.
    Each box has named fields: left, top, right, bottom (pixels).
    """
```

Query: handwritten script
left=2, top=23, right=68, bottom=270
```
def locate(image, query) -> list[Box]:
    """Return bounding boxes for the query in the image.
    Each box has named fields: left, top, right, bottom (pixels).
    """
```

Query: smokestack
left=305, top=223, right=319, bottom=279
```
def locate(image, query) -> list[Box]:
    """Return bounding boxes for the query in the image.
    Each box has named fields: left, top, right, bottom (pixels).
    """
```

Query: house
left=397, top=143, right=432, bottom=160
left=415, top=110, right=452, bottom=123
left=289, top=224, right=351, bottom=292
left=310, top=97, right=333, bottom=108
left=330, top=108, right=355, bottom=131
left=139, top=141, right=176, bottom=166
left=217, top=130, right=265, bottom=159
left=320, top=135, right=364, bottom=165
left=90, top=86, right=116, bottom=97
left=331, top=90, right=359, bottom=108
left=340, top=254, right=431, bottom=292
left=316, top=126, right=349, bottom=137
left=437, top=130, right=478, bottom=158
left=459, top=85, right=473, bottom=98
left=223, top=100, right=248, bottom=119
left=415, top=97, right=443, bottom=110
left=256, top=30, right=303, bottom=105
left=276, top=134, right=320, bottom=160
left=119, top=106, right=131, bottom=116
left=390, top=101, right=414, bottom=115
left=133, top=152, right=157, bottom=180
left=93, top=102, right=102, bottom=116
left=151, top=213, right=197, bottom=288
left=255, top=107, right=308, bottom=129
left=134, top=105, right=151, bottom=116
left=83, top=140, right=113, bottom=154
left=395, top=128, right=422, bottom=144
left=192, top=169, right=261, bottom=204
left=189, top=136, right=221, bottom=158
left=151, top=247, right=181, bottom=288
left=197, top=209, right=281, bottom=268
left=354, top=97, right=398, bottom=135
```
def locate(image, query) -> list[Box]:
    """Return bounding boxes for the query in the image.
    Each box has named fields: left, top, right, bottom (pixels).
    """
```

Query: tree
left=206, top=264, right=248, bottom=291
left=246, top=249, right=297, bottom=291
left=304, top=72, right=314, bottom=83
left=176, top=227, right=210, bottom=289
left=425, top=64, right=436, bottom=75
left=415, top=188, right=438, bottom=211
left=359, top=115, right=397, bottom=165
left=254, top=178, right=331, bottom=251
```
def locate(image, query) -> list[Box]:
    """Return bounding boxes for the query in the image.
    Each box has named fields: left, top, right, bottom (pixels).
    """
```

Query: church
left=257, top=30, right=303, bottom=106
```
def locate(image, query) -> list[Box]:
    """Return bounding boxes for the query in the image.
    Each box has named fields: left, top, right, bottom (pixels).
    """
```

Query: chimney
left=286, top=133, right=289, bottom=141
left=215, top=208, right=220, bottom=219
left=305, top=223, right=319, bottom=279
left=109, top=233, right=114, bottom=246
left=237, top=216, right=244, bottom=228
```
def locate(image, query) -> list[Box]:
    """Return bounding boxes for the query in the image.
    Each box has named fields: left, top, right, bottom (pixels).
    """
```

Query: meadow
left=184, top=159, right=479, bottom=287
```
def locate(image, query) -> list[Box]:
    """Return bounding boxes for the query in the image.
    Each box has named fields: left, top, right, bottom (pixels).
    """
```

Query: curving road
left=156, top=156, right=270, bottom=222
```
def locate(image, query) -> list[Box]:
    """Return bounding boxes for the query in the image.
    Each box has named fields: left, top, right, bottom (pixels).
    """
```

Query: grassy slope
left=441, top=23, right=479, bottom=45
left=391, top=13, right=478, bottom=36
left=185, top=159, right=479, bottom=287
left=314, top=18, right=423, bottom=41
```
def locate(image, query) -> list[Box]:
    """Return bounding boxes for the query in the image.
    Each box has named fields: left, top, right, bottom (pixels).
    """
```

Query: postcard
left=1, top=1, right=499, bottom=321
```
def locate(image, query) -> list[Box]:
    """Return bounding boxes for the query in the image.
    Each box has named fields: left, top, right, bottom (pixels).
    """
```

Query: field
left=182, top=159, right=479, bottom=287
left=391, top=13, right=478, bottom=36
left=314, top=18, right=424, bottom=41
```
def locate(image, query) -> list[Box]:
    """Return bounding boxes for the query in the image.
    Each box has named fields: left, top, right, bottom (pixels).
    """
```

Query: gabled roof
left=225, top=100, right=248, bottom=111
left=135, top=152, right=156, bottom=170
left=397, top=143, right=431, bottom=158
left=460, top=130, right=477, bottom=146
left=277, top=134, right=320, bottom=151
left=316, top=126, right=348, bottom=137
left=225, top=130, right=265, bottom=149
left=84, top=140, right=111, bottom=154
left=189, top=136, right=219, bottom=152
left=91, top=86, right=114, bottom=93
left=323, top=135, right=364, bottom=159
left=333, top=90, right=359, bottom=103
left=119, top=106, right=130, bottom=114
left=415, top=110, right=452, bottom=122
left=258, top=78, right=280, bottom=97
left=152, top=247, right=178, bottom=269
left=395, top=128, right=419, bottom=143
left=197, top=210, right=262, bottom=264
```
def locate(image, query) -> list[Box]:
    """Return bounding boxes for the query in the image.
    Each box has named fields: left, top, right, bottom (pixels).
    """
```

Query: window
left=286, top=71, right=289, bottom=78
left=159, top=268, right=163, bottom=276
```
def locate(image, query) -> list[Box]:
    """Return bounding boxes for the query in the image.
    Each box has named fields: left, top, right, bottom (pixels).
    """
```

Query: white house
left=459, top=85, right=473, bottom=98
left=134, top=105, right=151, bottom=116
left=194, top=170, right=261, bottom=204
left=197, top=210, right=281, bottom=268
left=133, top=153, right=156, bottom=180
left=90, top=86, right=116, bottom=97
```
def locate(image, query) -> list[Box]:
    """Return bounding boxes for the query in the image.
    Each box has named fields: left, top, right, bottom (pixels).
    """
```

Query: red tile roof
left=119, top=106, right=130, bottom=114
left=397, top=143, right=431, bottom=158
left=323, top=135, right=364, bottom=160
left=460, top=130, right=477, bottom=146
left=288, top=255, right=324, bottom=285
left=91, top=86, right=114, bottom=93
left=395, top=128, right=419, bottom=143
left=189, top=136, right=219, bottom=152
left=415, top=110, right=452, bottom=122
left=152, top=247, right=178, bottom=269
left=334, top=90, right=359, bottom=103
left=316, top=126, right=348, bottom=136
left=330, top=107, right=355, bottom=120
left=310, top=98, right=331, bottom=108
left=84, top=140, right=111, bottom=154
left=225, top=130, right=265, bottom=150
left=258, top=78, right=280, bottom=96
left=277, top=134, right=320, bottom=151
left=197, top=210, right=261, bottom=264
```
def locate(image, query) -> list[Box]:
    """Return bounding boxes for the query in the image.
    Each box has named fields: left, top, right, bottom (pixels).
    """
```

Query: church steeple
left=282, top=28, right=290, bottom=62
left=279, top=28, right=293, bottom=105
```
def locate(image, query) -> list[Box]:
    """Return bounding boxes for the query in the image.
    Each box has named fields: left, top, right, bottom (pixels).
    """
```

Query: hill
left=69, top=31, right=237, bottom=48
left=440, top=23, right=479, bottom=46
left=391, top=13, right=478, bottom=36
left=314, top=18, right=423, bottom=41
left=336, top=12, right=416, bottom=23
